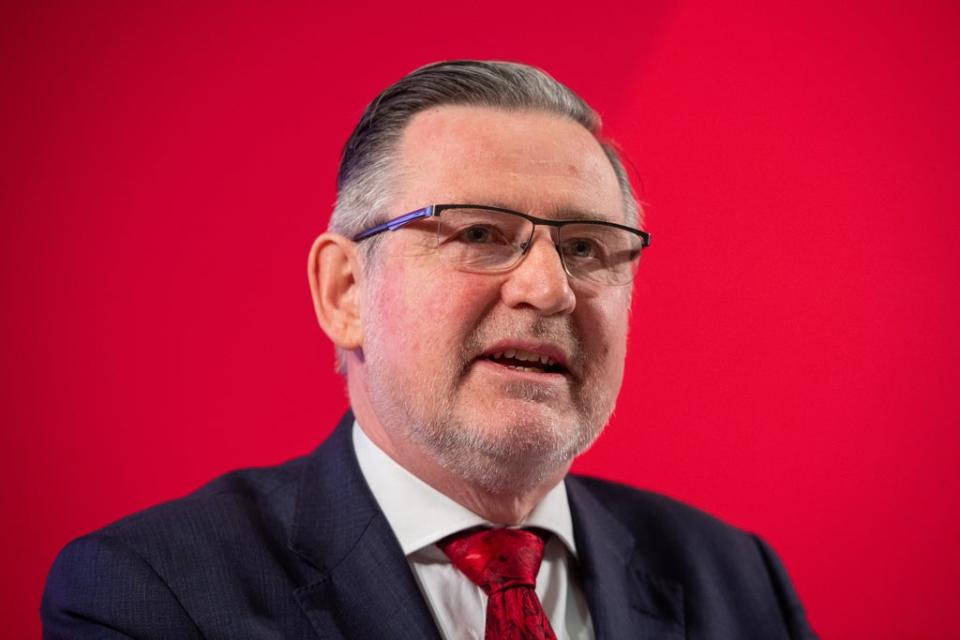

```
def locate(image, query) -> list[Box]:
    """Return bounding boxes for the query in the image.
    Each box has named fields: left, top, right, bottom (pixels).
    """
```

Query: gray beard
left=405, top=403, right=607, bottom=494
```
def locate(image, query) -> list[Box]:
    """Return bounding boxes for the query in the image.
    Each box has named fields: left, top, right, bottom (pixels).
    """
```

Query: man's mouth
left=479, top=349, right=568, bottom=375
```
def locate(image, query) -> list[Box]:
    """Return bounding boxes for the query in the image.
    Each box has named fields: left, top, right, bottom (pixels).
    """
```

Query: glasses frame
left=351, top=203, right=651, bottom=285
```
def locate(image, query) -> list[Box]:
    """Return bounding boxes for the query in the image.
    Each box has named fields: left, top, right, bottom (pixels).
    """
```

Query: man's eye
left=565, top=238, right=602, bottom=259
left=458, top=225, right=501, bottom=244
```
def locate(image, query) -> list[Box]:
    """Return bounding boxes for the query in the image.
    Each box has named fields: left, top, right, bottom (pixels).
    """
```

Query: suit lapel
left=566, top=477, right=686, bottom=640
left=289, top=413, right=442, bottom=640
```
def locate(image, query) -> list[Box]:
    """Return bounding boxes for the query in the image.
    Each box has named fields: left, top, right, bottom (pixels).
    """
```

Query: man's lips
left=473, top=341, right=574, bottom=377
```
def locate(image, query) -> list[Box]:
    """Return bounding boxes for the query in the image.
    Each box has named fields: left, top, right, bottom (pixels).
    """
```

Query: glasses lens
left=435, top=208, right=531, bottom=271
left=558, top=223, right=643, bottom=285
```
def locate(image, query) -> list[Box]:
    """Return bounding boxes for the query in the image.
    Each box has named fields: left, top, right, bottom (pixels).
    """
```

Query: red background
left=3, top=2, right=959, bottom=637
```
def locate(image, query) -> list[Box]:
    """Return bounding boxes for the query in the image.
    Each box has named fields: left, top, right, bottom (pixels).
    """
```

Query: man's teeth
left=489, top=350, right=558, bottom=367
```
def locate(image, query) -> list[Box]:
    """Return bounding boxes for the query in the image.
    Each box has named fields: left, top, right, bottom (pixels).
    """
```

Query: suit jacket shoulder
left=565, top=474, right=817, bottom=639
left=43, top=415, right=441, bottom=640
left=42, top=452, right=317, bottom=639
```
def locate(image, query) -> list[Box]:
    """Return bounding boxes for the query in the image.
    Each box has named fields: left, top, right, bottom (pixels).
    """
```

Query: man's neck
left=351, top=408, right=570, bottom=525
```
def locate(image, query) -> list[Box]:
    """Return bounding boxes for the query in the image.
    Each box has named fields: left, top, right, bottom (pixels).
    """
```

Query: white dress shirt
left=352, top=422, right=594, bottom=640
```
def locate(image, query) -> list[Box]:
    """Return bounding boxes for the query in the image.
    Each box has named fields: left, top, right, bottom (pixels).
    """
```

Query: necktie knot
left=438, top=527, right=546, bottom=595
left=438, top=527, right=558, bottom=639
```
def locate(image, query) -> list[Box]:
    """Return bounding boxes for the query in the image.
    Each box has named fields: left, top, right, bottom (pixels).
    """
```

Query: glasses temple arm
left=352, top=205, right=435, bottom=241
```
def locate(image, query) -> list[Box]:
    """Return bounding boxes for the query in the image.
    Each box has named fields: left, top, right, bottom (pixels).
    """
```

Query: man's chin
left=433, top=439, right=571, bottom=494
left=410, top=411, right=600, bottom=492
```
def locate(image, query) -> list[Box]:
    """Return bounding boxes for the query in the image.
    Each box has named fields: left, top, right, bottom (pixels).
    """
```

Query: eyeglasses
left=352, top=204, right=651, bottom=286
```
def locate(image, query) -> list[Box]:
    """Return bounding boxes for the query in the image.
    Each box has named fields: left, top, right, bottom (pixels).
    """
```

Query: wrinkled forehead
left=392, top=106, right=626, bottom=223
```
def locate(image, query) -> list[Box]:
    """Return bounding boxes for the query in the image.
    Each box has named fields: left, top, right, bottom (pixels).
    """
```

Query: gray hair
left=328, top=60, right=641, bottom=253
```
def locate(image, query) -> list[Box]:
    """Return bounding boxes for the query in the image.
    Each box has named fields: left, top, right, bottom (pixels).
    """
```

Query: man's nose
left=499, top=232, right=576, bottom=315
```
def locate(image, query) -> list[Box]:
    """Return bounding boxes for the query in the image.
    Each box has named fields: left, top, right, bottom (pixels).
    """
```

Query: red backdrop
left=3, top=2, right=958, bottom=637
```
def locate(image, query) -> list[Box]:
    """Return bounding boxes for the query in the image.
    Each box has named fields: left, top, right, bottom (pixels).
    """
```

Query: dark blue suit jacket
left=42, top=412, right=817, bottom=638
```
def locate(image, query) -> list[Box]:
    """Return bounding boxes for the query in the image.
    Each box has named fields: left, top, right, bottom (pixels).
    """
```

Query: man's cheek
left=420, top=290, right=473, bottom=338
left=370, top=271, right=416, bottom=338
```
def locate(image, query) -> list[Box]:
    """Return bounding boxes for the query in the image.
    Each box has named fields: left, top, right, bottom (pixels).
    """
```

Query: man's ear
left=308, top=233, right=363, bottom=351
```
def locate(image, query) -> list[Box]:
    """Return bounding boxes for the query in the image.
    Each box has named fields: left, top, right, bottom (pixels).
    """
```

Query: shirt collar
left=352, top=421, right=578, bottom=558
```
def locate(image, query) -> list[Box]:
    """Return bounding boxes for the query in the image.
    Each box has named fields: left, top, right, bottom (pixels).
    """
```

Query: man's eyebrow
left=545, top=205, right=612, bottom=222
left=480, top=200, right=614, bottom=222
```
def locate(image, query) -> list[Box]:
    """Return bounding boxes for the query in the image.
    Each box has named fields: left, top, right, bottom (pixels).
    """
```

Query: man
left=43, top=61, right=817, bottom=639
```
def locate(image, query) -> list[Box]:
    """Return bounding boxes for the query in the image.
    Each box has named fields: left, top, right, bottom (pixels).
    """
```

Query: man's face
left=358, top=106, right=634, bottom=490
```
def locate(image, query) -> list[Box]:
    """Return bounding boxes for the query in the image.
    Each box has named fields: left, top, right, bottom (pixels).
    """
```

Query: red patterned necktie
left=437, top=527, right=558, bottom=640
